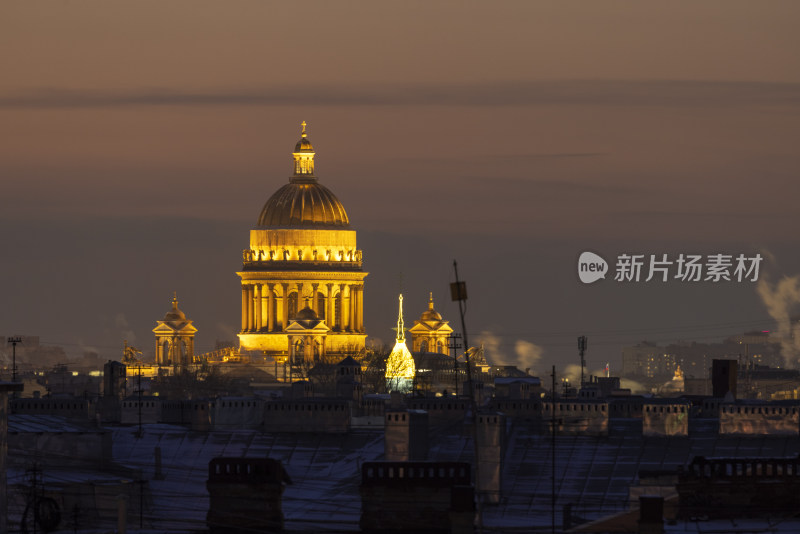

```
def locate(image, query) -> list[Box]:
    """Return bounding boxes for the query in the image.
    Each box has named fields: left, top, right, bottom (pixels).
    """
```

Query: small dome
left=420, top=293, right=442, bottom=322
left=295, top=306, right=318, bottom=321
left=295, top=136, right=313, bottom=152
left=294, top=120, right=314, bottom=152
left=257, top=181, right=350, bottom=227
left=163, top=295, right=186, bottom=321
left=420, top=309, right=442, bottom=322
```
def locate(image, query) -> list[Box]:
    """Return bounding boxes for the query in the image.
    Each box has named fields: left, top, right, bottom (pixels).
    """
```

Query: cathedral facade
left=237, top=124, right=367, bottom=365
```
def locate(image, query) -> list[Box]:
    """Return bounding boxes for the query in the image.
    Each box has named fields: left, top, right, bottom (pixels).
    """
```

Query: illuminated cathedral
left=237, top=123, right=368, bottom=369
left=142, top=125, right=467, bottom=390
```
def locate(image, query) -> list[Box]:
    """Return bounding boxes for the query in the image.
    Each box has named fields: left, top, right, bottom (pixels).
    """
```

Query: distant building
left=153, top=294, right=197, bottom=368
left=621, top=333, right=782, bottom=381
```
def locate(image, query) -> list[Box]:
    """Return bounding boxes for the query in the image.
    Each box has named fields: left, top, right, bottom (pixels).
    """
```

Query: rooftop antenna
left=578, top=336, right=588, bottom=388
left=551, top=365, right=557, bottom=534
left=450, top=260, right=482, bottom=533
left=8, top=336, right=22, bottom=399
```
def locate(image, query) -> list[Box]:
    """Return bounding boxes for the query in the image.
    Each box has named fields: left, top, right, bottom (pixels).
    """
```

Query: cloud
left=3, top=80, right=799, bottom=109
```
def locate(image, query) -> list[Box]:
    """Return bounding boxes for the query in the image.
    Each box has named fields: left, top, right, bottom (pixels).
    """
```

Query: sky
left=2, top=1, right=800, bottom=376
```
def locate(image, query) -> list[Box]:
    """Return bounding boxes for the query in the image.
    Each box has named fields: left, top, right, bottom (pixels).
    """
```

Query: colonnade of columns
left=240, top=282, right=364, bottom=333
left=154, top=336, right=194, bottom=366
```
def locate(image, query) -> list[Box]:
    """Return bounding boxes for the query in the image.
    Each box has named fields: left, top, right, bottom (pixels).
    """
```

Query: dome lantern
left=292, top=120, right=316, bottom=178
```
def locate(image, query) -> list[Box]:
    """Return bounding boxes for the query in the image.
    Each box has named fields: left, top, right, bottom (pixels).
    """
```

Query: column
left=267, top=284, right=275, bottom=332
left=339, top=284, right=348, bottom=332
left=241, top=286, right=248, bottom=332
left=246, top=285, right=254, bottom=332
left=255, top=284, right=262, bottom=331
left=281, top=283, right=289, bottom=331
left=311, top=283, right=319, bottom=314
left=297, top=282, right=304, bottom=311
left=326, top=283, right=334, bottom=327
left=356, top=284, right=364, bottom=332
left=349, top=284, right=356, bottom=332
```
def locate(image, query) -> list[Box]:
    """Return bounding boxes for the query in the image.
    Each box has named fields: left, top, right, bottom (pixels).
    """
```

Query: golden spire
left=172, top=292, right=179, bottom=311
left=396, top=294, right=405, bottom=343
left=428, top=292, right=435, bottom=310
left=301, top=120, right=307, bottom=137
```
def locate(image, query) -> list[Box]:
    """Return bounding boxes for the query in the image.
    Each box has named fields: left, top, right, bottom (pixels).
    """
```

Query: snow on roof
left=8, top=414, right=102, bottom=433
left=102, top=417, right=800, bottom=531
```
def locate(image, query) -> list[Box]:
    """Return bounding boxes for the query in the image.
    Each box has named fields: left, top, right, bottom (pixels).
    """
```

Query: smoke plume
left=756, top=275, right=800, bottom=367
left=514, top=340, right=543, bottom=374
left=115, top=313, right=137, bottom=346
left=477, top=330, right=544, bottom=375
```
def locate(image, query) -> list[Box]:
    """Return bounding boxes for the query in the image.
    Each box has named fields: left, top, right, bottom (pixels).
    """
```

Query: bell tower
left=153, top=294, right=197, bottom=368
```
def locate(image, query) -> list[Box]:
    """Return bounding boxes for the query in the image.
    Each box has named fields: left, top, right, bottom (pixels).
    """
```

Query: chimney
left=638, top=495, right=664, bottom=534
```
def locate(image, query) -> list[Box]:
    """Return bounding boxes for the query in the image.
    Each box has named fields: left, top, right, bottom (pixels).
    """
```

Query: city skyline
left=2, top=1, right=800, bottom=375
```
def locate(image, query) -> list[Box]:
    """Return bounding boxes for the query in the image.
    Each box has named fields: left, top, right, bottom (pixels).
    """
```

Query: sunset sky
left=2, top=1, right=800, bottom=375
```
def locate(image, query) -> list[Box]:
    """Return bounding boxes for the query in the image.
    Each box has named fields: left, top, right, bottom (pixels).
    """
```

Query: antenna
left=8, top=336, right=22, bottom=399
left=450, top=260, right=482, bottom=533
left=578, top=336, right=588, bottom=388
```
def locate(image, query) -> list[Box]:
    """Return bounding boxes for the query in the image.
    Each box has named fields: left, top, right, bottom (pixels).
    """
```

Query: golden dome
left=295, top=137, right=313, bottom=152
left=295, top=306, right=318, bottom=321
left=163, top=294, right=187, bottom=321
left=257, top=180, right=350, bottom=227
left=257, top=122, right=350, bottom=228
left=419, top=293, right=443, bottom=322
left=294, top=120, right=314, bottom=152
